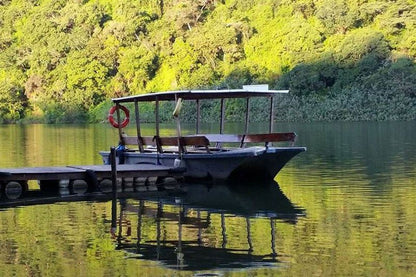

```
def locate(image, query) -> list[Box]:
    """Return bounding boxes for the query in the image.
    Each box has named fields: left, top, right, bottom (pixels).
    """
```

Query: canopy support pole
left=220, top=99, right=225, bottom=134
left=244, top=98, right=250, bottom=135
left=196, top=99, right=200, bottom=134
left=174, top=95, right=183, bottom=160
left=134, top=100, right=144, bottom=152
left=269, top=96, right=274, bottom=134
left=155, top=97, right=160, bottom=137
left=116, top=103, right=123, bottom=143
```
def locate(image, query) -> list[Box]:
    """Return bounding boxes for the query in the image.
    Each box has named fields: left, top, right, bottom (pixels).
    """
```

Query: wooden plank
left=202, top=134, right=244, bottom=144
left=182, top=136, right=210, bottom=153
left=0, top=167, right=86, bottom=181
left=69, top=164, right=174, bottom=172
left=154, top=135, right=211, bottom=153
left=122, top=135, right=155, bottom=147
left=0, top=164, right=185, bottom=182
left=243, top=132, right=297, bottom=145
left=69, top=164, right=184, bottom=178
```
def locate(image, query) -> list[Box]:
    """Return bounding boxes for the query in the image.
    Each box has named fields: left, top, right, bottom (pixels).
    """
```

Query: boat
left=100, top=85, right=306, bottom=182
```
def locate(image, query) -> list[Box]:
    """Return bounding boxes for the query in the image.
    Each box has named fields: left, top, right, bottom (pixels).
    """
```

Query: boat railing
left=121, top=132, right=296, bottom=153
left=197, top=132, right=297, bottom=148
left=121, top=134, right=211, bottom=154
left=121, top=135, right=157, bottom=152
left=155, top=136, right=211, bottom=154
left=242, top=132, right=297, bottom=147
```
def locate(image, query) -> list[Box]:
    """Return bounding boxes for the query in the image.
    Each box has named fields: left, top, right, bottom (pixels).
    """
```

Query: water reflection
left=111, top=181, right=304, bottom=271
left=1, top=122, right=414, bottom=275
left=0, top=179, right=304, bottom=272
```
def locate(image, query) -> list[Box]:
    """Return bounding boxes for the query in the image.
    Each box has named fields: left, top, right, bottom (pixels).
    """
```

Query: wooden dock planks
left=0, top=167, right=86, bottom=181
left=0, top=164, right=185, bottom=182
left=69, top=164, right=185, bottom=178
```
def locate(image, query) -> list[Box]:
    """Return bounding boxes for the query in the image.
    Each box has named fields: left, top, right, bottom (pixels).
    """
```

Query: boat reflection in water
left=111, top=181, right=304, bottom=271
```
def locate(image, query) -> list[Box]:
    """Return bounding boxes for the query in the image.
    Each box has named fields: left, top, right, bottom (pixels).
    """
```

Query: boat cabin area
left=111, top=85, right=297, bottom=154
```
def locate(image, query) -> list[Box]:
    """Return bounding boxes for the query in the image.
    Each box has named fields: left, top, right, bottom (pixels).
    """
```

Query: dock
left=0, top=163, right=185, bottom=200
left=0, top=164, right=185, bottom=181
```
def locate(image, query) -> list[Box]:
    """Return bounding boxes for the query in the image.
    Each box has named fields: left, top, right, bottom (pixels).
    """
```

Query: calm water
left=0, top=122, right=415, bottom=276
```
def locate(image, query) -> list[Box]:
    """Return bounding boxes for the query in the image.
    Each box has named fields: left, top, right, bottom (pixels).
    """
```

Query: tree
left=0, top=69, right=27, bottom=122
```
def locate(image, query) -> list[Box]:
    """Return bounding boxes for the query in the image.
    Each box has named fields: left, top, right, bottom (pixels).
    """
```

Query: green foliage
left=0, top=69, right=27, bottom=123
left=0, top=0, right=415, bottom=123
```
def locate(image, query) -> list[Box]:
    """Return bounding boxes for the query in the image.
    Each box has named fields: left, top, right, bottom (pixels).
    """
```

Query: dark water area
left=0, top=121, right=415, bottom=276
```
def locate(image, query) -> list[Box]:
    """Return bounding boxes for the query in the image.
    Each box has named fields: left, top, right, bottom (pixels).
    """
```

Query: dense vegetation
left=0, top=0, right=415, bottom=123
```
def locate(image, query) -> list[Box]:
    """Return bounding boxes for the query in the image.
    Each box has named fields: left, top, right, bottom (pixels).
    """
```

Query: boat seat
left=154, top=135, right=211, bottom=154
left=182, top=136, right=211, bottom=153
left=202, top=134, right=244, bottom=143
left=121, top=135, right=157, bottom=152
left=199, top=134, right=244, bottom=148
left=242, top=132, right=297, bottom=147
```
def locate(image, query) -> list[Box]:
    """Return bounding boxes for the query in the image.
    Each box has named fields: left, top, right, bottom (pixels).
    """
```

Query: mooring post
left=110, top=147, right=118, bottom=232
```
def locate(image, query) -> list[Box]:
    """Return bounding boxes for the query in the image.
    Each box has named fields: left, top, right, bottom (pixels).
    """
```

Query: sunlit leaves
left=116, top=45, right=159, bottom=93
left=0, top=69, right=27, bottom=122
left=332, top=28, right=390, bottom=65
left=0, top=0, right=415, bottom=122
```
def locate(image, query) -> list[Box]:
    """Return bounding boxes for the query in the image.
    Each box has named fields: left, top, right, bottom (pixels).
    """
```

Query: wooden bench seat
left=121, top=132, right=296, bottom=153
left=242, top=132, right=296, bottom=147
left=198, top=132, right=296, bottom=148
left=122, top=135, right=155, bottom=146
left=122, top=134, right=210, bottom=154
left=155, top=135, right=211, bottom=153
left=202, top=134, right=244, bottom=144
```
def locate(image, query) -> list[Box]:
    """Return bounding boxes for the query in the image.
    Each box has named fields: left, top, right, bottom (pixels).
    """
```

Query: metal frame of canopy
left=110, top=85, right=289, bottom=150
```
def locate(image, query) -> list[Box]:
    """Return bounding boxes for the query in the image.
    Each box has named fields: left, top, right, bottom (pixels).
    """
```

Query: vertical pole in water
left=246, top=217, right=253, bottom=253
left=156, top=200, right=162, bottom=260
left=270, top=218, right=277, bottom=259
left=197, top=210, right=202, bottom=246
left=111, top=147, right=118, bottom=232
left=137, top=200, right=144, bottom=251
left=221, top=213, right=227, bottom=249
left=269, top=96, right=274, bottom=134
left=177, top=205, right=184, bottom=268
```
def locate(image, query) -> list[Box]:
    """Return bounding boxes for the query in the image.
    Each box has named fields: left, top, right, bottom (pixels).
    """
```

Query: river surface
left=0, top=121, right=415, bottom=276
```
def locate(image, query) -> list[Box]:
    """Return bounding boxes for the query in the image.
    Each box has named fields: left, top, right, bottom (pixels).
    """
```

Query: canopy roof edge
left=112, top=88, right=289, bottom=103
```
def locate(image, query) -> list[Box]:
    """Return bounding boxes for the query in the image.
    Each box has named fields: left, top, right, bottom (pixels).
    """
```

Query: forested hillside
left=0, top=0, right=415, bottom=123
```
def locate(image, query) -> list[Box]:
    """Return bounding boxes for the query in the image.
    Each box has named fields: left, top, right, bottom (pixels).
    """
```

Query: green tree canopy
left=0, top=0, right=414, bottom=122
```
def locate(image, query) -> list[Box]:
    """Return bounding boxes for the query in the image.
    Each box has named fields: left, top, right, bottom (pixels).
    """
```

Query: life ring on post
left=108, top=105, right=130, bottom=128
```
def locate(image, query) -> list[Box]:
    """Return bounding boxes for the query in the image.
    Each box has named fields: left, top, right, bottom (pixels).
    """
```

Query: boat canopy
left=112, top=85, right=288, bottom=103
left=110, top=85, right=289, bottom=140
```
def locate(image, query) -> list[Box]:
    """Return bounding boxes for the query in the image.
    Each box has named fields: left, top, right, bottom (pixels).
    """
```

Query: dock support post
left=111, top=147, right=118, bottom=232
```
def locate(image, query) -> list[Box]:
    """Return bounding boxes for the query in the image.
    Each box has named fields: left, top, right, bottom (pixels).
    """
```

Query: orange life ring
left=108, top=105, right=130, bottom=128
